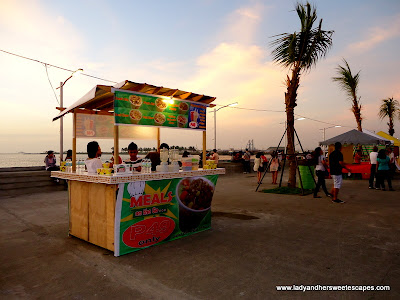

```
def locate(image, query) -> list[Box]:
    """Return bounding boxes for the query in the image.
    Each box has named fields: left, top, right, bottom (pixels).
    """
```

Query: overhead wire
left=1, top=49, right=352, bottom=129
left=43, top=63, right=60, bottom=105
left=214, top=104, right=351, bottom=128
left=0, top=49, right=118, bottom=83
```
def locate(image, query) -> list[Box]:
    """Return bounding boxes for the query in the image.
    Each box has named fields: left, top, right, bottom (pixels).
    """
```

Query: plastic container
left=181, top=158, right=192, bottom=171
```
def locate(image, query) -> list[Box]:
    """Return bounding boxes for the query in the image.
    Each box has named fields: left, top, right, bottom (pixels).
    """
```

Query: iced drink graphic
left=84, top=118, right=95, bottom=136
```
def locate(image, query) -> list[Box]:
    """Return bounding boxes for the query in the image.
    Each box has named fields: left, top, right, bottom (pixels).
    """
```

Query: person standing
left=65, top=149, right=73, bottom=161
left=210, top=149, right=219, bottom=165
left=110, top=150, right=122, bottom=167
left=329, top=142, right=351, bottom=204
left=270, top=151, right=279, bottom=184
left=85, top=141, right=102, bottom=174
left=253, top=152, right=264, bottom=184
left=387, top=147, right=396, bottom=178
left=243, top=149, right=251, bottom=174
left=313, top=147, right=331, bottom=198
left=376, top=149, right=394, bottom=191
left=145, top=143, right=169, bottom=171
left=125, top=142, right=142, bottom=172
left=368, top=146, right=378, bottom=189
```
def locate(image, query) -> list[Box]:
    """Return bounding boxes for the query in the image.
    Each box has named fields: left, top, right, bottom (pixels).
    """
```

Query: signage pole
left=214, top=108, right=216, bottom=149
left=60, top=82, right=64, bottom=162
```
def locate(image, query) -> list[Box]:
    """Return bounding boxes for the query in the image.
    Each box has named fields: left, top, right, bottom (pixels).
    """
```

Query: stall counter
left=51, top=168, right=225, bottom=256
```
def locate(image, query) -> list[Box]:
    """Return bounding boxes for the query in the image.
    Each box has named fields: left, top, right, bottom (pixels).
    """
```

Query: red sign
left=122, top=217, right=175, bottom=248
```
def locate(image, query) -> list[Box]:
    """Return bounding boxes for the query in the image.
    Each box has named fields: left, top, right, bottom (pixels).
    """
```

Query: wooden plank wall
left=69, top=181, right=116, bottom=251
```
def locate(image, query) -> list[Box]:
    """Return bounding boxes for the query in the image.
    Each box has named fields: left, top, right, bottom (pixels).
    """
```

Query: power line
left=0, top=49, right=118, bottom=83
left=43, top=64, right=59, bottom=105
left=214, top=103, right=351, bottom=128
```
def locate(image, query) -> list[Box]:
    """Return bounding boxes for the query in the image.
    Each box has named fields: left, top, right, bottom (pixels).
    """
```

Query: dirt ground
left=1, top=173, right=399, bottom=299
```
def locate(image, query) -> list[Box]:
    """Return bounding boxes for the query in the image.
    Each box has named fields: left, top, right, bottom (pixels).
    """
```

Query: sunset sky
left=1, top=0, right=400, bottom=153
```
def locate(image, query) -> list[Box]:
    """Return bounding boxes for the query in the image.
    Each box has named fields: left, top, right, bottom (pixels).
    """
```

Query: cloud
left=218, top=2, right=266, bottom=44
left=347, top=14, right=400, bottom=53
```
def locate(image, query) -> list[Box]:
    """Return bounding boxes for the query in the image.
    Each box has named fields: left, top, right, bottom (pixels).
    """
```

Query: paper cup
left=129, top=109, right=142, bottom=124
left=177, top=115, right=187, bottom=128
left=155, top=98, right=167, bottom=112
left=154, top=112, right=166, bottom=126
left=179, top=102, right=189, bottom=114
left=129, top=95, right=142, bottom=109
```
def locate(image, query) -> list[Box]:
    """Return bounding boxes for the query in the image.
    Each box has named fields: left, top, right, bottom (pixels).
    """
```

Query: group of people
left=82, top=141, right=172, bottom=174
left=368, top=146, right=395, bottom=191
left=253, top=151, right=280, bottom=184
left=313, top=142, right=396, bottom=204
left=45, top=141, right=221, bottom=174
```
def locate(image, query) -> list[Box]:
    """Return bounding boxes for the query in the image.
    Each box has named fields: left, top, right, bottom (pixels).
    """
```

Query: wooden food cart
left=52, top=80, right=225, bottom=256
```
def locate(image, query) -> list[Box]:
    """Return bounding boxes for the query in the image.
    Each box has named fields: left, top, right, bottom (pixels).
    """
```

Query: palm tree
left=270, top=2, right=333, bottom=187
left=332, top=59, right=362, bottom=131
left=378, top=97, right=400, bottom=136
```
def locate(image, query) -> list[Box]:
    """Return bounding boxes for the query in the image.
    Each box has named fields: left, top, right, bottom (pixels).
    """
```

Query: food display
left=177, top=115, right=187, bottom=128
left=129, top=95, right=142, bottom=108
left=114, top=91, right=206, bottom=130
left=203, top=160, right=217, bottom=169
left=129, top=109, right=142, bottom=124
left=154, top=112, right=166, bottom=125
left=177, top=177, right=215, bottom=211
left=97, top=168, right=113, bottom=176
left=155, top=98, right=167, bottom=111
left=179, top=102, right=189, bottom=114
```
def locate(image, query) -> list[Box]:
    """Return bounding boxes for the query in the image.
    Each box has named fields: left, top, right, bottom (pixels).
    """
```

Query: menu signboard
left=113, top=90, right=207, bottom=130
left=114, top=175, right=219, bottom=256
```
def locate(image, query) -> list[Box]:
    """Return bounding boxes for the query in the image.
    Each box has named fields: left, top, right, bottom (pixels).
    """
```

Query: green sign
left=113, top=90, right=207, bottom=130
left=114, top=175, right=219, bottom=256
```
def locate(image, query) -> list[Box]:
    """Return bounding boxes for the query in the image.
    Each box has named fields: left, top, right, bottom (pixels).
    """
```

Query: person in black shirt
left=329, top=142, right=351, bottom=204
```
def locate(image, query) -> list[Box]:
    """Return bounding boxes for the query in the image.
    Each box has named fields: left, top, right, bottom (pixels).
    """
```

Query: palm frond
left=269, top=2, right=333, bottom=71
left=332, top=58, right=360, bottom=100
left=379, top=97, right=400, bottom=120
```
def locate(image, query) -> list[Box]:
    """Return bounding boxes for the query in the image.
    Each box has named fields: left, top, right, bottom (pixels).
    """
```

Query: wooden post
left=72, top=111, right=77, bottom=172
left=157, top=128, right=161, bottom=150
left=202, top=130, right=206, bottom=168
left=114, top=125, right=119, bottom=164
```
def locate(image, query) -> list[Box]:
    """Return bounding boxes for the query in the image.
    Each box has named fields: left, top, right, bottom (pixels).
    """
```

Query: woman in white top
left=313, top=147, right=332, bottom=198
left=269, top=151, right=280, bottom=184
left=85, top=141, right=103, bottom=174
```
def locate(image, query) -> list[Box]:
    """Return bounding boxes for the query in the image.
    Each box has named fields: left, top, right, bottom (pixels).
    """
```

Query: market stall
left=52, top=80, right=225, bottom=256
left=320, top=129, right=391, bottom=178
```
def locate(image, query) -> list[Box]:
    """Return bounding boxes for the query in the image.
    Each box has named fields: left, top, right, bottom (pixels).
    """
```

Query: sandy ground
left=1, top=173, right=399, bottom=299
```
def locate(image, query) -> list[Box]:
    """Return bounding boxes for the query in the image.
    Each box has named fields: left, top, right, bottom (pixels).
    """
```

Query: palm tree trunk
left=352, top=98, right=362, bottom=131
left=285, top=68, right=300, bottom=188
left=389, top=118, right=394, bottom=136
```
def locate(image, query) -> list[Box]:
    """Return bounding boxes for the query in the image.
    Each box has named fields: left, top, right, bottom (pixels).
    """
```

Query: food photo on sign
left=114, top=175, right=218, bottom=256
left=113, top=90, right=206, bottom=130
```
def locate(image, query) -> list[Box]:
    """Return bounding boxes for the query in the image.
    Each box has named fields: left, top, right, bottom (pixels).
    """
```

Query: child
left=125, top=142, right=142, bottom=172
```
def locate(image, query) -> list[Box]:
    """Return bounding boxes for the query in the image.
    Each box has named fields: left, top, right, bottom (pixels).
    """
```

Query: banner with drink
left=114, top=175, right=219, bottom=256
left=112, top=89, right=207, bottom=131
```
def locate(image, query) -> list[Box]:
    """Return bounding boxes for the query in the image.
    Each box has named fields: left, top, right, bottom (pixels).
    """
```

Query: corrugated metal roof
left=53, top=80, right=216, bottom=121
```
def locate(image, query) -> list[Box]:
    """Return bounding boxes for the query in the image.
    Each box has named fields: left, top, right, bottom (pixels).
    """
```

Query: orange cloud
left=348, top=14, right=400, bottom=52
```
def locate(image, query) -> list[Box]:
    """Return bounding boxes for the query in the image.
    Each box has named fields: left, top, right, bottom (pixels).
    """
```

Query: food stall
left=320, top=129, right=391, bottom=178
left=51, top=80, right=225, bottom=256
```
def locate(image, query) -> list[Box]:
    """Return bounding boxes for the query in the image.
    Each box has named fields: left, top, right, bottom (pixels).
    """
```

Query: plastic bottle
left=141, top=160, right=146, bottom=174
